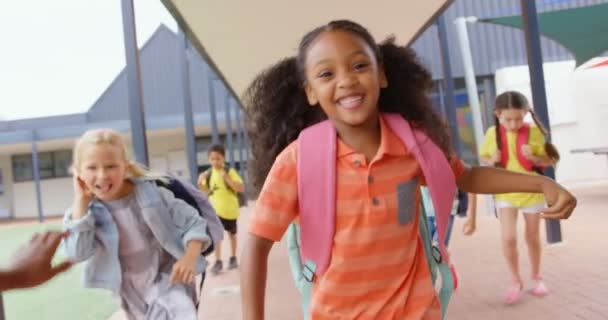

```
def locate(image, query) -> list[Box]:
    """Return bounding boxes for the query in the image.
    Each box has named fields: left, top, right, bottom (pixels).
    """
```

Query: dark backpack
left=154, top=176, right=224, bottom=256
left=205, top=167, right=247, bottom=207
left=456, top=190, right=468, bottom=217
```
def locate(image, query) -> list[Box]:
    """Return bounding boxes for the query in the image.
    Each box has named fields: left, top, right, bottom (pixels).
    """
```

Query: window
left=195, top=134, right=227, bottom=152
left=38, top=153, right=54, bottom=179
left=12, top=150, right=73, bottom=182
left=54, top=150, right=72, bottom=177
left=12, top=155, right=33, bottom=182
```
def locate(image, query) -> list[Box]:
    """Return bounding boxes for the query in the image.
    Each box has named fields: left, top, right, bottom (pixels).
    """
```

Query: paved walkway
left=110, top=190, right=608, bottom=319
left=446, top=192, right=608, bottom=320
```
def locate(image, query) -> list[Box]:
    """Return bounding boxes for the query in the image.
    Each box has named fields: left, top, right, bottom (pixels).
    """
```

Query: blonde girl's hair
left=71, top=128, right=160, bottom=179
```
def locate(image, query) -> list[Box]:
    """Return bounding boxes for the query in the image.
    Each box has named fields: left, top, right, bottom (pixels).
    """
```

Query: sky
left=0, top=0, right=177, bottom=120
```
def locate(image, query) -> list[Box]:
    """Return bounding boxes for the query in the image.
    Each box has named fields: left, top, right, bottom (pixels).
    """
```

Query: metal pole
left=481, top=78, right=496, bottom=131
left=455, top=16, right=496, bottom=216
left=437, top=14, right=462, bottom=156
left=224, top=95, right=235, bottom=168
left=436, top=82, right=447, bottom=116
left=454, top=17, right=485, bottom=149
left=520, top=0, right=562, bottom=243
left=179, top=30, right=198, bottom=185
left=121, top=0, right=149, bottom=166
left=235, top=102, right=245, bottom=176
left=208, top=75, right=220, bottom=145
left=242, top=113, right=251, bottom=186
left=243, top=124, right=251, bottom=162
left=32, top=138, right=43, bottom=223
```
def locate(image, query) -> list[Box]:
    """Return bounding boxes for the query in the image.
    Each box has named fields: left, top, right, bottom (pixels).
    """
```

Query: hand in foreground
left=7, top=231, right=73, bottom=289
left=540, top=180, right=577, bottom=220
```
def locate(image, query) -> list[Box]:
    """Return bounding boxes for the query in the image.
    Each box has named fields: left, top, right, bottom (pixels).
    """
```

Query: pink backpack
left=287, top=112, right=457, bottom=319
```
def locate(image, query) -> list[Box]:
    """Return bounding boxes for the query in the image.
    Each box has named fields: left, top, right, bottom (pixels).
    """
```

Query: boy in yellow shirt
left=198, top=144, right=244, bottom=275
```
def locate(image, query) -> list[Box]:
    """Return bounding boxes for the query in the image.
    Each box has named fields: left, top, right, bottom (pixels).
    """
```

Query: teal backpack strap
left=419, top=198, right=454, bottom=320
left=437, top=263, right=454, bottom=320
left=287, top=223, right=305, bottom=291
left=418, top=204, right=437, bottom=283
left=286, top=223, right=314, bottom=319
left=300, top=260, right=316, bottom=320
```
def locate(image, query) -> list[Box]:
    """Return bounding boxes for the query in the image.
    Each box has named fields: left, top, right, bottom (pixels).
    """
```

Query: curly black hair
left=244, top=20, right=451, bottom=195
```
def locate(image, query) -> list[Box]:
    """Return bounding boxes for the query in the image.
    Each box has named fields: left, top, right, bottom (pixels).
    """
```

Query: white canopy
left=162, top=0, right=453, bottom=99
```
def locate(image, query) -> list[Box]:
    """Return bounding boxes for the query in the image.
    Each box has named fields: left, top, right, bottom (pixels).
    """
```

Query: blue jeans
left=427, top=215, right=455, bottom=247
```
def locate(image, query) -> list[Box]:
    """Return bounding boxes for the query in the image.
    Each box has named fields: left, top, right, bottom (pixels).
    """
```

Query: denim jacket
left=63, top=178, right=211, bottom=293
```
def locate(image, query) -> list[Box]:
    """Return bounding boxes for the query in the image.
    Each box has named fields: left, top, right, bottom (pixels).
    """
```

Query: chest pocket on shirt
left=396, top=178, right=418, bottom=225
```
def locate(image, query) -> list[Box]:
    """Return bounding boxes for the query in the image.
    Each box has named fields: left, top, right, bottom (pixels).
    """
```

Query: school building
left=1, top=0, right=607, bottom=220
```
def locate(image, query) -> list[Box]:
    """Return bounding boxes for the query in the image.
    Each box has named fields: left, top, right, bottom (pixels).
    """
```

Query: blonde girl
left=63, top=128, right=211, bottom=320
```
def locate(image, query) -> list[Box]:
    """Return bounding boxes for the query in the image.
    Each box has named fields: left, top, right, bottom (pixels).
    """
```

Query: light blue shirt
left=63, top=178, right=211, bottom=293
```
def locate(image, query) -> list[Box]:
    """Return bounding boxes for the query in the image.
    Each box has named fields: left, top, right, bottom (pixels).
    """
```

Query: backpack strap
left=517, top=124, right=545, bottom=173
left=499, top=125, right=509, bottom=168
left=155, top=176, right=218, bottom=256
left=207, top=166, right=237, bottom=195
left=223, top=167, right=237, bottom=194
left=296, top=113, right=456, bottom=274
left=499, top=124, right=542, bottom=173
left=436, top=261, right=455, bottom=319
left=382, top=113, right=456, bottom=258
left=419, top=202, right=453, bottom=320
left=296, top=120, right=337, bottom=280
left=286, top=223, right=313, bottom=319
left=516, top=124, right=534, bottom=171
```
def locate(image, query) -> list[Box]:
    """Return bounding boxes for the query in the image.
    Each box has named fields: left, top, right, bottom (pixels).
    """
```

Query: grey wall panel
left=411, top=0, right=607, bottom=79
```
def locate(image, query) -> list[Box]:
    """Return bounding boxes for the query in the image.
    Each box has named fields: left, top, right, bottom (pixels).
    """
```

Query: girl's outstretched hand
left=6, top=231, right=73, bottom=290
left=491, top=151, right=502, bottom=165
left=540, top=180, right=577, bottom=220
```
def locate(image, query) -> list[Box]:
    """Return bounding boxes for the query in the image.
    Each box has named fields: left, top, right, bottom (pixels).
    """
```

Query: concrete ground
left=109, top=190, right=608, bottom=320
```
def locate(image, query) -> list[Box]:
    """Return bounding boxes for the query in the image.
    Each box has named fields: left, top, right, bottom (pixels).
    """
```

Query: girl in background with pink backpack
left=240, top=20, right=576, bottom=320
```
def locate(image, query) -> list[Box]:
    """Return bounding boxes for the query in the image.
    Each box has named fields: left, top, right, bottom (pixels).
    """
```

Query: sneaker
left=211, top=260, right=223, bottom=276
left=531, top=277, right=549, bottom=297
left=505, top=281, right=523, bottom=305
left=228, top=256, right=239, bottom=270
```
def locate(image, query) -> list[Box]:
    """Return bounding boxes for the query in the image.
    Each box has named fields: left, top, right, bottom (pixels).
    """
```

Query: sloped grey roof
left=0, top=24, right=235, bottom=145
left=86, top=24, right=227, bottom=122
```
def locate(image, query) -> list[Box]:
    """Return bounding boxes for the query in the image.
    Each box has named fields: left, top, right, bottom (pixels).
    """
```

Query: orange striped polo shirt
left=250, top=118, right=465, bottom=319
